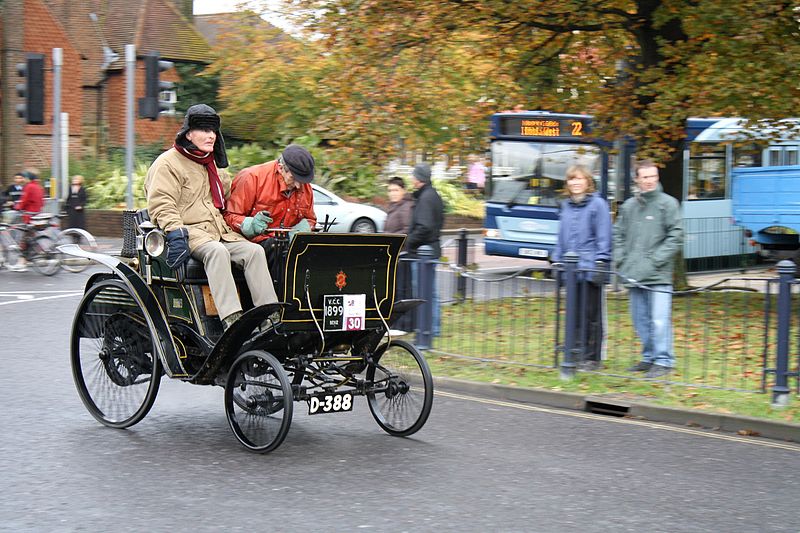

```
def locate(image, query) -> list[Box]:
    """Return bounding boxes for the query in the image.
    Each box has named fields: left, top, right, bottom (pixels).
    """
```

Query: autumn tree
left=258, top=0, right=800, bottom=199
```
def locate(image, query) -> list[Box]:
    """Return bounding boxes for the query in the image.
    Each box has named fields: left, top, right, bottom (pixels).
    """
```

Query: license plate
left=323, top=294, right=366, bottom=331
left=307, top=392, right=354, bottom=415
left=519, top=248, right=548, bottom=258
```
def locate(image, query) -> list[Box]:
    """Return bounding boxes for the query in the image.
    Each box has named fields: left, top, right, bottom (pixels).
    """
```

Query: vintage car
left=61, top=211, right=432, bottom=453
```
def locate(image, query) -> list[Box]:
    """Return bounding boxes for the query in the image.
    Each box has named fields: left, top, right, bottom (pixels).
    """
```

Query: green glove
left=288, top=218, right=312, bottom=241
left=241, top=211, right=273, bottom=238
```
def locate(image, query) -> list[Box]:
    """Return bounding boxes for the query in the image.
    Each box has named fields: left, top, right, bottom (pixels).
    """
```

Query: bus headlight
left=144, top=230, right=166, bottom=257
left=484, top=228, right=501, bottom=239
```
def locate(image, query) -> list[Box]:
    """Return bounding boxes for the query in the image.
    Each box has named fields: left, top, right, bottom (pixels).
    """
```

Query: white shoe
left=7, top=264, right=28, bottom=272
left=386, top=329, right=407, bottom=336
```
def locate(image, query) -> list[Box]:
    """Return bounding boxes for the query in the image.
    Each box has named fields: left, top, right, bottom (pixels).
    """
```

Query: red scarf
left=173, top=143, right=226, bottom=211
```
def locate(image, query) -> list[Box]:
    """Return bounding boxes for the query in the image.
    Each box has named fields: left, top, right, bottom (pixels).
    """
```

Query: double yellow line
left=436, top=390, right=800, bottom=452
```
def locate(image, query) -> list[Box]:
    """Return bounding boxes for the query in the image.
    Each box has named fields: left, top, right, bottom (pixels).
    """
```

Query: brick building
left=0, top=0, right=213, bottom=191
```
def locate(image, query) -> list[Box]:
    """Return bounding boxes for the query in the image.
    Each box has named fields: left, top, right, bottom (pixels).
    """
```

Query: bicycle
left=0, top=213, right=61, bottom=275
left=54, top=221, right=98, bottom=273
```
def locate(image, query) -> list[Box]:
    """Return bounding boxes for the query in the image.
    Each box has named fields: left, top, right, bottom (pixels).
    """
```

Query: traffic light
left=138, top=51, right=174, bottom=120
left=16, top=53, right=45, bottom=125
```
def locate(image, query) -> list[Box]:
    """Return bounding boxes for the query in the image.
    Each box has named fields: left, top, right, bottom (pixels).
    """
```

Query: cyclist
left=15, top=170, right=45, bottom=224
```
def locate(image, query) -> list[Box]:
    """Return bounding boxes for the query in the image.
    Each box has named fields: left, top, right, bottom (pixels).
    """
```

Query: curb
left=433, top=376, right=800, bottom=443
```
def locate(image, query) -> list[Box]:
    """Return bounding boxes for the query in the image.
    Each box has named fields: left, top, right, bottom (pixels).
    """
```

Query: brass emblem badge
left=335, top=270, right=347, bottom=290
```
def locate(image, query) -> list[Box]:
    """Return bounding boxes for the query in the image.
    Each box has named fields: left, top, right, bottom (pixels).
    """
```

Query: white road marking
left=0, top=292, right=82, bottom=306
left=0, top=290, right=84, bottom=294
left=436, top=390, right=800, bottom=452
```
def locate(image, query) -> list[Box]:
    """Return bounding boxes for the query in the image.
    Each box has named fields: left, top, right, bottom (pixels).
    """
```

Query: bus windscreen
left=489, top=141, right=601, bottom=206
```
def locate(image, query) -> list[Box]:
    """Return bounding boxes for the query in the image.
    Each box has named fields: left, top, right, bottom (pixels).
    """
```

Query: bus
left=483, top=111, right=800, bottom=270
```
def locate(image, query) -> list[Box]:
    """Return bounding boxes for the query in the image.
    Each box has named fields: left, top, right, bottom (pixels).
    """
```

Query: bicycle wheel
left=366, top=340, right=433, bottom=437
left=0, top=231, right=18, bottom=268
left=57, top=228, right=97, bottom=273
left=28, top=234, right=61, bottom=276
left=71, top=279, right=162, bottom=428
left=225, top=350, right=293, bottom=453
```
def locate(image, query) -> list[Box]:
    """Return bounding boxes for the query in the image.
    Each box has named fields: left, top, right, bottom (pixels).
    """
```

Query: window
left=733, top=145, right=762, bottom=168
left=767, top=146, right=799, bottom=166
left=489, top=141, right=601, bottom=206
left=159, top=90, right=177, bottom=115
left=687, top=143, right=726, bottom=200
left=313, top=188, right=334, bottom=205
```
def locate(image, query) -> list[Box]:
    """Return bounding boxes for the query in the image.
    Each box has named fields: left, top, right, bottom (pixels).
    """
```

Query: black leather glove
left=591, top=260, right=609, bottom=286
left=165, top=228, right=190, bottom=269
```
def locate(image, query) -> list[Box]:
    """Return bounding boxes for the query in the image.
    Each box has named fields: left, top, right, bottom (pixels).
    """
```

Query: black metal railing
left=403, top=246, right=800, bottom=405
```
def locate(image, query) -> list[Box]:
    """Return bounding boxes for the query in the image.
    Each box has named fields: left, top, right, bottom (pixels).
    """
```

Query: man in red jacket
left=224, top=144, right=317, bottom=240
left=224, top=145, right=317, bottom=275
left=15, top=170, right=45, bottom=223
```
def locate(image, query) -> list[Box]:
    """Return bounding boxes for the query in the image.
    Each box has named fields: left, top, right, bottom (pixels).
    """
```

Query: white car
left=312, top=184, right=387, bottom=233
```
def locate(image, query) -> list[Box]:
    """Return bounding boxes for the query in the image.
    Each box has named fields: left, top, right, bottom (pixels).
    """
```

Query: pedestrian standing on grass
left=407, top=163, right=444, bottom=338
left=384, top=176, right=414, bottom=333
left=384, top=176, right=413, bottom=234
left=614, top=159, right=683, bottom=378
left=551, top=165, right=612, bottom=370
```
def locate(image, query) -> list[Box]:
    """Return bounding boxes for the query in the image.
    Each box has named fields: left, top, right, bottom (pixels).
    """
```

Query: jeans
left=410, top=256, right=440, bottom=338
left=628, top=284, right=674, bottom=368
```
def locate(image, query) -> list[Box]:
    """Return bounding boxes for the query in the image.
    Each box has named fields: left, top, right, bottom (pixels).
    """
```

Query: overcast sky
left=193, top=0, right=248, bottom=14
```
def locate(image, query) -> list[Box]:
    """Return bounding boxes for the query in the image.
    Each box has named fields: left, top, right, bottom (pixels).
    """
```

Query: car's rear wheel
left=350, top=217, right=377, bottom=233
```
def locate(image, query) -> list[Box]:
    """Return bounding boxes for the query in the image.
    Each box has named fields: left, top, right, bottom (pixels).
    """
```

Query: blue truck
left=731, top=165, right=800, bottom=255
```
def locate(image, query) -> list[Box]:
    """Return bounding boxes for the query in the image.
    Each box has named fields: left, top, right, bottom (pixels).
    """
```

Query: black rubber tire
left=71, top=279, right=162, bottom=428
left=366, top=339, right=433, bottom=436
left=350, top=217, right=377, bottom=233
left=225, top=350, right=293, bottom=453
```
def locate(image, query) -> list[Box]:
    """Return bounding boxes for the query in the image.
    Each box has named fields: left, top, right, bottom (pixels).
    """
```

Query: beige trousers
left=192, top=240, right=278, bottom=321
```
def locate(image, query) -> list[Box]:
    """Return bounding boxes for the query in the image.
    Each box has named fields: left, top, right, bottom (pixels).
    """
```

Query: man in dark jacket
left=407, top=163, right=444, bottom=256
left=3, top=173, right=25, bottom=215
left=407, top=163, right=444, bottom=337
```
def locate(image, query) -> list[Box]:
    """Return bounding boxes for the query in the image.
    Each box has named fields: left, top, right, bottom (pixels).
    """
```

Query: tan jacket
left=144, top=148, right=246, bottom=250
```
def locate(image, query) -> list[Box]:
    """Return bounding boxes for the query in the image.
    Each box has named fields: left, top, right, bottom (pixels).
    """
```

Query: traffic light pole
left=51, top=48, right=62, bottom=204
left=125, top=44, right=135, bottom=210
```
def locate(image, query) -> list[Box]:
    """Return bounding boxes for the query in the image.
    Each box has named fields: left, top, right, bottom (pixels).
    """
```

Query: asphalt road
left=1, top=266, right=798, bottom=532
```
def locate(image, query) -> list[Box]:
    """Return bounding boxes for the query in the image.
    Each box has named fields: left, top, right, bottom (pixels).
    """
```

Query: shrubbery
left=75, top=141, right=484, bottom=220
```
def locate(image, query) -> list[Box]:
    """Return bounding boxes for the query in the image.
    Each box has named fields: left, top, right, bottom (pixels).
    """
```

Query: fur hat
left=176, top=104, right=228, bottom=168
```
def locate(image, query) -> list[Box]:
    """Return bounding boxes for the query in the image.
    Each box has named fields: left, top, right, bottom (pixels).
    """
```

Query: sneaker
left=645, top=364, right=672, bottom=379
left=578, top=360, right=603, bottom=371
left=627, top=361, right=652, bottom=372
left=385, top=329, right=407, bottom=337
left=6, top=263, right=28, bottom=272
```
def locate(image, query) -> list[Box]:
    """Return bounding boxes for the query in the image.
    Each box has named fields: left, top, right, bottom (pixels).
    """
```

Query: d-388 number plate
left=307, top=392, right=354, bottom=415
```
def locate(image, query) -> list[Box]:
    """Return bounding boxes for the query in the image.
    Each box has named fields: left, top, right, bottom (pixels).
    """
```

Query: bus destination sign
left=499, top=116, right=589, bottom=139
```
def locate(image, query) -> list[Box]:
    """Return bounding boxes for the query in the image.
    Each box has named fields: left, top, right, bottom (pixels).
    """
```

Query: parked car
left=312, top=184, right=387, bottom=233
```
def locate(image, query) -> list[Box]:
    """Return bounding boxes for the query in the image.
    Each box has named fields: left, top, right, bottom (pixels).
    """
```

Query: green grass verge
left=422, top=288, right=800, bottom=424
left=425, top=356, right=800, bottom=424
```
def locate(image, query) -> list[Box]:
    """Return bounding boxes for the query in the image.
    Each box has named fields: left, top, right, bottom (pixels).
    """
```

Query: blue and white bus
left=483, top=111, right=800, bottom=270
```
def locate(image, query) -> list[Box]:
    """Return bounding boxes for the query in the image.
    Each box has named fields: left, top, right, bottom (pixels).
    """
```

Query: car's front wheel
left=350, top=217, right=377, bottom=233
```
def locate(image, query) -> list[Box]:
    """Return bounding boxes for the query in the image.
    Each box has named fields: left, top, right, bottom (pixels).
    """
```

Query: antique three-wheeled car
left=62, top=211, right=433, bottom=453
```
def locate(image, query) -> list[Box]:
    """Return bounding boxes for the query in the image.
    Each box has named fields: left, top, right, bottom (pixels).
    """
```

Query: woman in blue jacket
left=551, top=165, right=612, bottom=370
